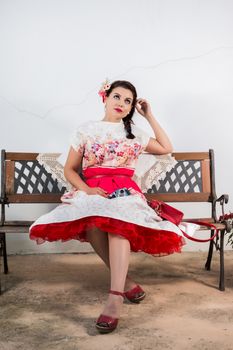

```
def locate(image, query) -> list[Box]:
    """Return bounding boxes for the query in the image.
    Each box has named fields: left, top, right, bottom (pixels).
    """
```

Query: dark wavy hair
left=105, top=80, right=137, bottom=139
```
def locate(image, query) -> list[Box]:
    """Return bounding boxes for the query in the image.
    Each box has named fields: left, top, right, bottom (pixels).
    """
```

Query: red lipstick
left=114, top=108, right=123, bottom=113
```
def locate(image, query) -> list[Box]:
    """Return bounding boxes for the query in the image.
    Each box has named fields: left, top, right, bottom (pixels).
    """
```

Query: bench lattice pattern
left=148, top=160, right=202, bottom=194
left=14, top=161, right=65, bottom=194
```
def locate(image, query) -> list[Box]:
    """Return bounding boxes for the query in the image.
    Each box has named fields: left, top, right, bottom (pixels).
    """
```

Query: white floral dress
left=29, top=120, right=191, bottom=256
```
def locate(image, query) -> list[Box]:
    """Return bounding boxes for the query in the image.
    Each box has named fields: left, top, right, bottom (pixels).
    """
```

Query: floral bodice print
left=70, top=121, right=151, bottom=171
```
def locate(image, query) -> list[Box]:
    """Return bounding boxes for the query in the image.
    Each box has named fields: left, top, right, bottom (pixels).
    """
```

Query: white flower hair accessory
left=98, top=78, right=111, bottom=102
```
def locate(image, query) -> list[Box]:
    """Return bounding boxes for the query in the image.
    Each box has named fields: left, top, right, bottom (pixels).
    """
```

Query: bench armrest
left=213, top=194, right=229, bottom=222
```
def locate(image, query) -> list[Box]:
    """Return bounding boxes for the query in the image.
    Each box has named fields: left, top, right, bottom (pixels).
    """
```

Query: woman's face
left=105, top=87, right=134, bottom=119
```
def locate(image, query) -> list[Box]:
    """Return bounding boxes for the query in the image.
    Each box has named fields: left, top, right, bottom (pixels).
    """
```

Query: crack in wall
left=0, top=45, right=233, bottom=121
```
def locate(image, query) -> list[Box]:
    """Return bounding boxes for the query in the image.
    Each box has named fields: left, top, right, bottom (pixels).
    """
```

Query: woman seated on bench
left=30, top=79, right=191, bottom=333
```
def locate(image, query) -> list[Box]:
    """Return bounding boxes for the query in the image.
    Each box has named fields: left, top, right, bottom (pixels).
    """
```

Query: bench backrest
left=146, top=150, right=216, bottom=203
left=1, top=149, right=216, bottom=221
left=1, top=151, right=66, bottom=205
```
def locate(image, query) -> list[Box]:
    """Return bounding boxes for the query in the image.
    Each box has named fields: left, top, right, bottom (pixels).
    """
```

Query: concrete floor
left=0, top=251, right=233, bottom=350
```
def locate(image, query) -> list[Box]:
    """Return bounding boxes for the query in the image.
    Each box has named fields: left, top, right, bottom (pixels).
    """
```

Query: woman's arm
left=64, top=147, right=90, bottom=191
left=136, top=99, right=173, bottom=155
left=64, top=147, right=108, bottom=197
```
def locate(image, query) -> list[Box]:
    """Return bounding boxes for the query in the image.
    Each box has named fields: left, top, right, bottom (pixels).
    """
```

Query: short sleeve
left=70, top=129, right=86, bottom=154
left=133, top=125, right=151, bottom=150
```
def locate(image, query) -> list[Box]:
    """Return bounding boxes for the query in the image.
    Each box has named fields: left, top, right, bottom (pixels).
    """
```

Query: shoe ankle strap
left=109, top=290, right=125, bottom=297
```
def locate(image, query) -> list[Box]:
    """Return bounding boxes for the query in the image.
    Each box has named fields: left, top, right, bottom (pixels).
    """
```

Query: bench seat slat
left=0, top=226, right=32, bottom=233
left=7, top=194, right=62, bottom=203
left=0, top=220, right=226, bottom=232
left=145, top=193, right=212, bottom=202
left=0, top=221, right=33, bottom=226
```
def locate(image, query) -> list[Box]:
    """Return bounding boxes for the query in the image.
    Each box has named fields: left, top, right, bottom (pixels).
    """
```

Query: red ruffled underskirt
left=30, top=216, right=185, bottom=256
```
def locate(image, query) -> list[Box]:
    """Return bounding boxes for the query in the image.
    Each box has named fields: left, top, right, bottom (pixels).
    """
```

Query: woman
left=30, top=80, right=186, bottom=334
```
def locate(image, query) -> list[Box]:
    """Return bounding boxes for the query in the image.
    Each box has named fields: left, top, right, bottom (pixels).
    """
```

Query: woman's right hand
left=85, top=187, right=108, bottom=198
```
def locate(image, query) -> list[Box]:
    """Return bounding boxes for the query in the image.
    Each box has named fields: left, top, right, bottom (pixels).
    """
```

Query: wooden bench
left=0, top=149, right=229, bottom=293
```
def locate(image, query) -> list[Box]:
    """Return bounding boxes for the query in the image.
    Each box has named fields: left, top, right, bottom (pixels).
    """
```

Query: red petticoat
left=30, top=216, right=185, bottom=256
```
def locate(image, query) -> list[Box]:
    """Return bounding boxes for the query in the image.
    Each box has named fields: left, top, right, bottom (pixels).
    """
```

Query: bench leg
left=0, top=235, right=2, bottom=294
left=0, top=232, right=8, bottom=274
left=219, top=230, right=225, bottom=291
left=205, top=229, right=214, bottom=271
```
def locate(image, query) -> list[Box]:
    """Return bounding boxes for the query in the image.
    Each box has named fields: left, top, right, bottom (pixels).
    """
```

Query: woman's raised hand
left=135, top=98, right=153, bottom=119
left=86, top=187, right=108, bottom=198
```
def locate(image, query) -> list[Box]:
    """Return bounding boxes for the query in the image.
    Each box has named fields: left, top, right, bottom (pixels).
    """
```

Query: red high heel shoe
left=96, top=290, right=124, bottom=334
left=124, top=285, right=146, bottom=303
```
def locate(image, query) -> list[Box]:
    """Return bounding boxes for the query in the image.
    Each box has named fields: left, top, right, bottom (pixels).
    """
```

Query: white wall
left=0, top=0, right=233, bottom=254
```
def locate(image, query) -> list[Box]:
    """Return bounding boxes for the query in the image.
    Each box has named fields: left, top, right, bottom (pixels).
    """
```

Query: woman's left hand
left=135, top=98, right=152, bottom=119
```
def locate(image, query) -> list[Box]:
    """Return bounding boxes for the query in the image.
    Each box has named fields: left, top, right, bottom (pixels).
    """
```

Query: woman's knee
left=86, top=227, right=107, bottom=239
left=108, top=233, right=129, bottom=242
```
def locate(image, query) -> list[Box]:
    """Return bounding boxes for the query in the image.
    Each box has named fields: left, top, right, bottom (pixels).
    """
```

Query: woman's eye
left=113, top=95, right=120, bottom=99
left=125, top=99, right=131, bottom=104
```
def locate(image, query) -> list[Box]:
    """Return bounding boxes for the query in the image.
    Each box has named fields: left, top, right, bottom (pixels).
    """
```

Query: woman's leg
left=86, top=227, right=109, bottom=266
left=86, top=228, right=136, bottom=291
left=100, top=233, right=131, bottom=318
